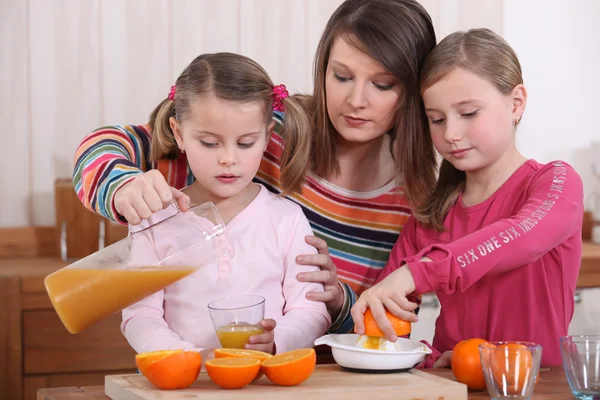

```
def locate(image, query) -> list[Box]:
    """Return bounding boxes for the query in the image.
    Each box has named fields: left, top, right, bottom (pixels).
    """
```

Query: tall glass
left=560, top=335, right=600, bottom=399
left=208, top=295, right=265, bottom=349
left=45, top=202, right=232, bottom=334
left=479, top=341, right=542, bottom=400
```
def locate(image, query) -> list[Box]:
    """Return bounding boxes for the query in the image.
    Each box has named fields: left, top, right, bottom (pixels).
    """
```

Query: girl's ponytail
left=149, top=93, right=180, bottom=161
left=278, top=94, right=314, bottom=195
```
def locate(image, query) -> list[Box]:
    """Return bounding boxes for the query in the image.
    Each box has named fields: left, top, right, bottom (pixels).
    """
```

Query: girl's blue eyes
left=200, top=141, right=255, bottom=149
left=332, top=73, right=394, bottom=91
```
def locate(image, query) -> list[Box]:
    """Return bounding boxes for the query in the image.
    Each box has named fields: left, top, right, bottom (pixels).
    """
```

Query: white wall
left=503, top=0, right=600, bottom=213
left=1, top=0, right=597, bottom=227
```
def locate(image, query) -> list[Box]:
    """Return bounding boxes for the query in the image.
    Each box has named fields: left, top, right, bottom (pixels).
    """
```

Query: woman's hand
left=114, top=170, right=190, bottom=224
left=246, top=319, right=277, bottom=354
left=351, top=265, right=419, bottom=341
left=296, top=235, right=345, bottom=320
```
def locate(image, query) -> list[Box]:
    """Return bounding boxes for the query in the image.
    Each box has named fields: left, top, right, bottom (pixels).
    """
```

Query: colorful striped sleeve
left=72, top=125, right=152, bottom=223
left=328, top=282, right=357, bottom=333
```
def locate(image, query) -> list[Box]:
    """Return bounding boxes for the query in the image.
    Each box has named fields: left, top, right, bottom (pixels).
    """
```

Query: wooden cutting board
left=105, top=364, right=467, bottom=399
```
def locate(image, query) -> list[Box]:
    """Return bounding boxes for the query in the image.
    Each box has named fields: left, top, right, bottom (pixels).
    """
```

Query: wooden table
left=37, top=367, right=577, bottom=400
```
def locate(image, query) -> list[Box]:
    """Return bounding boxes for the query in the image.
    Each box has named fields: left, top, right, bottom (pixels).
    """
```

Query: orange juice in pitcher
left=45, top=202, right=232, bottom=334
left=46, top=267, right=197, bottom=334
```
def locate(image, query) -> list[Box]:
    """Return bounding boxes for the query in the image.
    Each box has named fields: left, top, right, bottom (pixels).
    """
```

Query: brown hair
left=416, top=28, right=524, bottom=230
left=312, top=0, right=437, bottom=208
left=148, top=53, right=312, bottom=195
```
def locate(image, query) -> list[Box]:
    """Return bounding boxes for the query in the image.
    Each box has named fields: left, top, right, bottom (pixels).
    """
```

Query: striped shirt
left=72, top=112, right=412, bottom=331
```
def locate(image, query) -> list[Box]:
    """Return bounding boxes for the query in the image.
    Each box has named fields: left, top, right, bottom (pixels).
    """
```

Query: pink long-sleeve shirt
left=378, top=160, right=583, bottom=365
left=121, top=185, right=331, bottom=354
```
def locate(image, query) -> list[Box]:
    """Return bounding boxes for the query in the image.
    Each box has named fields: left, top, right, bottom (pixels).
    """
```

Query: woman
left=72, top=0, right=437, bottom=331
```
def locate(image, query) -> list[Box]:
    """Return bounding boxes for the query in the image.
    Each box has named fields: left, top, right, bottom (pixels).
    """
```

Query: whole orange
left=491, top=343, right=533, bottom=394
left=136, top=350, right=201, bottom=390
left=355, top=309, right=411, bottom=337
left=451, top=338, right=489, bottom=391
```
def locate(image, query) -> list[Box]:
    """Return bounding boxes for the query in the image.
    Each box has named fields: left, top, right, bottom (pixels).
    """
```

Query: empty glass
left=560, top=335, right=600, bottom=399
left=479, top=341, right=542, bottom=400
left=208, top=295, right=265, bottom=349
left=45, top=201, right=232, bottom=334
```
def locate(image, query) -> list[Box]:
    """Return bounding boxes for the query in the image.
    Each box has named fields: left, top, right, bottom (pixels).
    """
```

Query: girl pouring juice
left=120, top=53, right=331, bottom=360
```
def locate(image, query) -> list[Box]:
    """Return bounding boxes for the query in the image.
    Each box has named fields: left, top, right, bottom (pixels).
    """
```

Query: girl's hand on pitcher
left=114, top=170, right=190, bottom=225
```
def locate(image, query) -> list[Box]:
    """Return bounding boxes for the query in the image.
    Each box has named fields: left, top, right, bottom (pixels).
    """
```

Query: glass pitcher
left=44, top=201, right=233, bottom=334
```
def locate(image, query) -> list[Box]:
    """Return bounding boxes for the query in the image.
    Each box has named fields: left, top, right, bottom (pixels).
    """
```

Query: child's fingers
left=432, top=351, right=453, bottom=368
left=397, top=296, right=420, bottom=313
left=350, top=298, right=370, bottom=335
left=245, top=342, right=273, bottom=353
left=369, top=300, right=397, bottom=341
left=259, top=318, right=277, bottom=332
left=248, top=330, right=274, bottom=345
left=170, top=187, right=190, bottom=212
left=383, top=297, right=418, bottom=324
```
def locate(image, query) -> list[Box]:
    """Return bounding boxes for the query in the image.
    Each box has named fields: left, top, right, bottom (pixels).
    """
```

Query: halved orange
left=205, top=357, right=261, bottom=389
left=261, top=348, right=316, bottom=386
left=214, top=348, right=272, bottom=381
left=136, top=350, right=201, bottom=390
left=135, top=350, right=180, bottom=375
left=355, top=308, right=412, bottom=337
left=214, top=348, right=272, bottom=361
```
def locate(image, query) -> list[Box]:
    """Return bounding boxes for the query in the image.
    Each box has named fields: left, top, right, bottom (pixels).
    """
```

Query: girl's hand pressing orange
left=351, top=265, right=419, bottom=341
left=246, top=318, right=277, bottom=354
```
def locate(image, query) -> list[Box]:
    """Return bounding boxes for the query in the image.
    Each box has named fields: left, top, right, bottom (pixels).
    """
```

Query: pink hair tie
left=272, top=84, right=288, bottom=112
left=167, top=85, right=176, bottom=101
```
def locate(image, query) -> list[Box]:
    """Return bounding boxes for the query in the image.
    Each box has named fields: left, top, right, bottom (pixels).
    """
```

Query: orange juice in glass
left=45, top=202, right=232, bottom=334
left=209, top=295, right=265, bottom=349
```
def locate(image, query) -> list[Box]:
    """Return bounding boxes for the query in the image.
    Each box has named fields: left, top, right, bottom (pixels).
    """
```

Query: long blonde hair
left=311, top=0, right=437, bottom=208
left=416, top=28, right=524, bottom=230
left=148, top=53, right=312, bottom=195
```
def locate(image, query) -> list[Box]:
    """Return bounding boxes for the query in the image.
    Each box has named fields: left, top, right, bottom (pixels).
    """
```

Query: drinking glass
left=560, top=335, right=600, bottom=399
left=208, top=295, right=265, bottom=349
left=479, top=341, right=542, bottom=400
